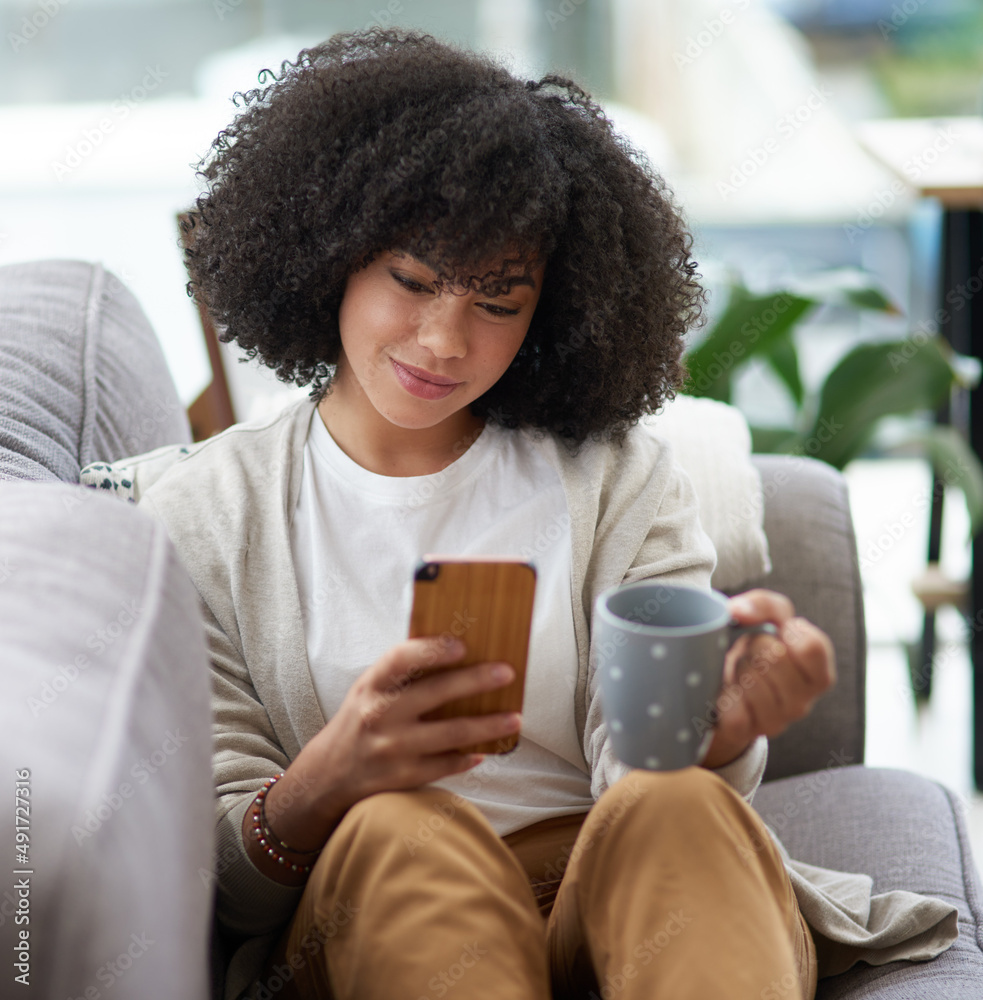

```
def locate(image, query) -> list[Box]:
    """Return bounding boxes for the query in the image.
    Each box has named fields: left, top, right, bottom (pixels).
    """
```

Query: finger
left=716, top=668, right=786, bottom=743
left=367, top=636, right=467, bottom=691
left=378, top=663, right=515, bottom=722
left=722, top=635, right=827, bottom=737
left=408, top=711, right=523, bottom=757
left=392, top=660, right=517, bottom=722
left=728, top=589, right=795, bottom=628
left=746, top=656, right=815, bottom=731
left=723, top=631, right=786, bottom=686
left=722, top=651, right=787, bottom=730
left=718, top=635, right=791, bottom=731
left=780, top=617, right=838, bottom=693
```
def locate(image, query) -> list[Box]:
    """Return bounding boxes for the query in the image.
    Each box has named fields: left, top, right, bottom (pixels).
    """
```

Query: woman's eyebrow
left=496, top=274, right=536, bottom=290
left=397, top=252, right=538, bottom=290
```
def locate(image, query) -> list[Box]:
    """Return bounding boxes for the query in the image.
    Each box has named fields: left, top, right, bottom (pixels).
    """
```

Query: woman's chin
left=376, top=400, right=459, bottom=431
left=380, top=399, right=485, bottom=439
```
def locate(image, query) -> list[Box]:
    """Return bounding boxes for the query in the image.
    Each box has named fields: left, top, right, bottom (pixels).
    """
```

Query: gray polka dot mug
left=594, top=582, right=777, bottom=770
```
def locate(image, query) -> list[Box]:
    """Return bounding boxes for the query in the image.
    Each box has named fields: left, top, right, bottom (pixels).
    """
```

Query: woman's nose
left=416, top=299, right=469, bottom=359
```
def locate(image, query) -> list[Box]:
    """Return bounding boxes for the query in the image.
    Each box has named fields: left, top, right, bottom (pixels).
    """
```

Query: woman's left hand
left=700, top=588, right=837, bottom=770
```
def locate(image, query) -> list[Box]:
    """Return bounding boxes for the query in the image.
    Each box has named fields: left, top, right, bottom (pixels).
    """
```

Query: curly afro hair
left=184, top=27, right=705, bottom=444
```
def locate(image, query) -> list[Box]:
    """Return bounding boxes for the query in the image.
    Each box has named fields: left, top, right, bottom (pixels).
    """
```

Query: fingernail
left=445, top=639, right=465, bottom=656
left=505, top=713, right=522, bottom=732
left=491, top=663, right=514, bottom=683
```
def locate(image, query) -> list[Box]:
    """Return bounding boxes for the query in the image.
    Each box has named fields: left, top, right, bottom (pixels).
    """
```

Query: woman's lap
left=257, top=771, right=816, bottom=1000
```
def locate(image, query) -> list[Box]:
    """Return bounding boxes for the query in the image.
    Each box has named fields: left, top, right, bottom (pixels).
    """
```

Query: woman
left=147, top=27, right=836, bottom=1000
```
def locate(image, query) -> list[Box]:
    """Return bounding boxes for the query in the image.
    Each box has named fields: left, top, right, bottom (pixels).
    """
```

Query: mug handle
left=727, top=620, right=779, bottom=643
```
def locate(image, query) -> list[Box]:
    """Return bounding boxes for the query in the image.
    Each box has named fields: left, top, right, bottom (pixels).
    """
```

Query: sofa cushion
left=0, top=260, right=191, bottom=482
left=0, top=482, right=213, bottom=999
left=644, top=394, right=771, bottom=591
left=754, top=766, right=983, bottom=998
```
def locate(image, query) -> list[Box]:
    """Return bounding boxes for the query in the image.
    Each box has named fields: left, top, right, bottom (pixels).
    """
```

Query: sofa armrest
left=0, top=260, right=190, bottom=483
left=0, top=483, right=213, bottom=999
left=742, top=455, right=867, bottom=782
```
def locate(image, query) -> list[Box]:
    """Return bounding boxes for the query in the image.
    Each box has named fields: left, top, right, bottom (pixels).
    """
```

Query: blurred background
left=1, top=0, right=981, bottom=855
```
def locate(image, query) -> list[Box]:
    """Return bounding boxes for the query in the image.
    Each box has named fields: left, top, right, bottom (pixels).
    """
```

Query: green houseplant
left=683, top=268, right=983, bottom=700
left=682, top=268, right=983, bottom=533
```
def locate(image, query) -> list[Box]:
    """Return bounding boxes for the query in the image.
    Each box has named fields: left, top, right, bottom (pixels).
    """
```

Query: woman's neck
left=316, top=382, right=485, bottom=477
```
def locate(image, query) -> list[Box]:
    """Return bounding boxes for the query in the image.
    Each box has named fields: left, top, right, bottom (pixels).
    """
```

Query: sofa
left=0, top=259, right=980, bottom=999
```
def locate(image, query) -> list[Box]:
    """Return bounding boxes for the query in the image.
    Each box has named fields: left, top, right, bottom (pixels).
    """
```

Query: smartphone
left=408, top=556, right=537, bottom=754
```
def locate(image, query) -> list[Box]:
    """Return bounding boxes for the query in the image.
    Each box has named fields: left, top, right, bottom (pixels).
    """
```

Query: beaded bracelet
left=250, top=773, right=322, bottom=874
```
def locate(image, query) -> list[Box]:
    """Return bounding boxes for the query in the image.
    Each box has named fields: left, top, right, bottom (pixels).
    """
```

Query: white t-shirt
left=290, top=411, right=595, bottom=835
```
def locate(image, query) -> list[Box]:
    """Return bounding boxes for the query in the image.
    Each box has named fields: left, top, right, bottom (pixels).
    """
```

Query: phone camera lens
left=414, top=563, right=440, bottom=580
left=414, top=562, right=441, bottom=582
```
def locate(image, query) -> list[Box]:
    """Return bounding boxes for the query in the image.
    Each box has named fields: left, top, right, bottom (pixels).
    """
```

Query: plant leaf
left=844, top=287, right=902, bottom=313
left=888, top=425, right=983, bottom=537
left=805, top=338, right=955, bottom=469
left=763, top=336, right=805, bottom=407
left=785, top=268, right=903, bottom=315
left=684, top=285, right=814, bottom=400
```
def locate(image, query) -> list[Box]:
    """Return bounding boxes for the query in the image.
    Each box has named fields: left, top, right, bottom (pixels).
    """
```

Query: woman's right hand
left=242, top=636, right=520, bottom=882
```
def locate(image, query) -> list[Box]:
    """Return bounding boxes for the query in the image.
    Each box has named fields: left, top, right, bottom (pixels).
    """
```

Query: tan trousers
left=257, top=767, right=818, bottom=1000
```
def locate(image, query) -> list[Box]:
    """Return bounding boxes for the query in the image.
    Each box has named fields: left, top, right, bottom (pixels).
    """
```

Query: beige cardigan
left=82, top=398, right=958, bottom=998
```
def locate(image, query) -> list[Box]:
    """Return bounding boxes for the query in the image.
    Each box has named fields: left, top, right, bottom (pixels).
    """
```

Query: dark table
left=857, top=117, right=983, bottom=787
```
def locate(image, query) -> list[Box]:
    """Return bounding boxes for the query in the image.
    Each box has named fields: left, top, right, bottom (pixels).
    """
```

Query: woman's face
left=332, top=250, right=545, bottom=434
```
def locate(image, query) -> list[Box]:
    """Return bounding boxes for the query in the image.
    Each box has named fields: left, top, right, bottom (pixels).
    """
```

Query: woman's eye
left=479, top=302, right=521, bottom=317
left=391, top=270, right=519, bottom=315
left=391, top=271, right=431, bottom=294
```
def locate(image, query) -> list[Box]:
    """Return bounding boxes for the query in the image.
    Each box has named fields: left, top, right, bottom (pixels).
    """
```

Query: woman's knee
left=311, top=787, right=542, bottom=929
left=329, top=786, right=513, bottom=870
left=586, top=767, right=762, bottom=846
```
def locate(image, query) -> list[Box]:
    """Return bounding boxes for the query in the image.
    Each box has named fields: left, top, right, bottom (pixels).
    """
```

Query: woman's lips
left=390, top=358, right=462, bottom=400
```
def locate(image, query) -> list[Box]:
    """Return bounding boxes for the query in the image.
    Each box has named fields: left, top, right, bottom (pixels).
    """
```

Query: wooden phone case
left=408, top=558, right=536, bottom=754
